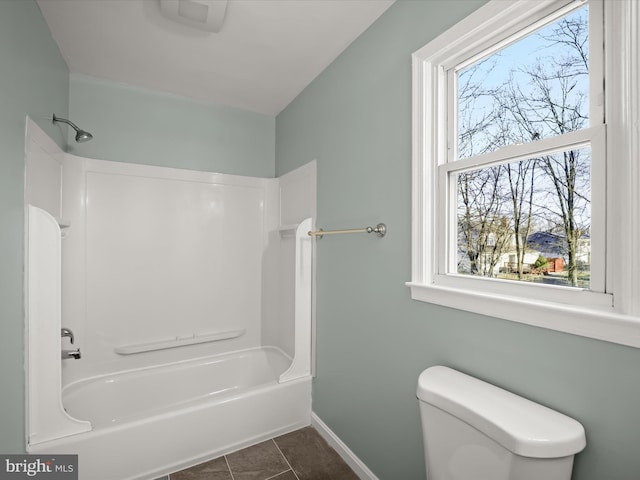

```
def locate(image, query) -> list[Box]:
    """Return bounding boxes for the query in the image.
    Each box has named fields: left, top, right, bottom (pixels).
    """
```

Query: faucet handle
left=61, top=327, right=74, bottom=344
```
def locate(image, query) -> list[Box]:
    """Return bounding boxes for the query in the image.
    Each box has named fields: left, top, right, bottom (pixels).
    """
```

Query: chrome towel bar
left=308, top=223, right=386, bottom=239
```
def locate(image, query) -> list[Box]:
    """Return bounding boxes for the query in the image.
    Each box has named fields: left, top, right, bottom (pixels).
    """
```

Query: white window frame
left=408, top=0, right=640, bottom=348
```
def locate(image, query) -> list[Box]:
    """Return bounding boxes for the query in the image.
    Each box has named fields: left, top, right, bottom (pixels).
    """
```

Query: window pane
left=456, top=146, right=591, bottom=288
left=457, top=5, right=589, bottom=159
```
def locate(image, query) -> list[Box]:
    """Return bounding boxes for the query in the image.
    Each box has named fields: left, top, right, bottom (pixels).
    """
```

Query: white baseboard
left=311, top=412, right=380, bottom=480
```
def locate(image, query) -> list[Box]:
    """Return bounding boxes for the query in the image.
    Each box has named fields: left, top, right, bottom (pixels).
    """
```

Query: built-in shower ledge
left=114, top=329, right=246, bottom=355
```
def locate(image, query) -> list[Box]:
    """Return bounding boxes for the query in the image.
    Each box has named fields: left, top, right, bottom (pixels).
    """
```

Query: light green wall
left=0, top=0, right=70, bottom=453
left=68, top=74, right=275, bottom=177
left=276, top=1, right=640, bottom=479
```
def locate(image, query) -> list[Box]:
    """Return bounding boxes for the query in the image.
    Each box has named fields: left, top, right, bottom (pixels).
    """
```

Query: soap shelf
left=114, top=329, right=246, bottom=355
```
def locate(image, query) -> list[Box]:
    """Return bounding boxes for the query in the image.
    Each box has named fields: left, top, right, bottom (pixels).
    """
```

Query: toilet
left=417, top=366, right=586, bottom=480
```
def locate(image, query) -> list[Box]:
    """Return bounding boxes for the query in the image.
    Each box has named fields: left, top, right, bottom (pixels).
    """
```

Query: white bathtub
left=28, top=347, right=312, bottom=480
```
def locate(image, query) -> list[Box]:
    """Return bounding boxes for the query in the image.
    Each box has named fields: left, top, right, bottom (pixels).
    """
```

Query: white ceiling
left=37, top=0, right=395, bottom=116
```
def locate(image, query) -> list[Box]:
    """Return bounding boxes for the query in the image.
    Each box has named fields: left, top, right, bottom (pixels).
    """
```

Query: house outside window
left=409, top=0, right=640, bottom=348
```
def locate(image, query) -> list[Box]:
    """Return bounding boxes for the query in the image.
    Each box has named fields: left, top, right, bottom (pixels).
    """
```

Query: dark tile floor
left=156, top=426, right=360, bottom=480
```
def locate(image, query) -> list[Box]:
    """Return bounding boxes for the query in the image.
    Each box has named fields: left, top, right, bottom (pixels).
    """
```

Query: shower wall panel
left=262, top=161, right=317, bottom=357
left=61, top=157, right=276, bottom=381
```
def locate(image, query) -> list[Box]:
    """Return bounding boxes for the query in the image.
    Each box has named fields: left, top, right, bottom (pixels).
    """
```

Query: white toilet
left=417, top=366, right=586, bottom=480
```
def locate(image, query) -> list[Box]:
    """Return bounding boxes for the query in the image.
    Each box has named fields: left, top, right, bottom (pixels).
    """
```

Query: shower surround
left=24, top=117, right=316, bottom=479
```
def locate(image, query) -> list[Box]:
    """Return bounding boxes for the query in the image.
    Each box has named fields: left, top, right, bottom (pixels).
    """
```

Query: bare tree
left=505, top=159, right=537, bottom=279
left=458, top=166, right=506, bottom=275
left=516, top=13, right=589, bottom=286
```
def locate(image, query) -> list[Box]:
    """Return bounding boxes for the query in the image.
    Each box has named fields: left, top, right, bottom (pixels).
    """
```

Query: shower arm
left=52, top=114, right=81, bottom=131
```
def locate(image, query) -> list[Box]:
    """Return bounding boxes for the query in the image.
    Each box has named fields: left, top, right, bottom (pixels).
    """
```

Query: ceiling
left=36, top=0, right=395, bottom=116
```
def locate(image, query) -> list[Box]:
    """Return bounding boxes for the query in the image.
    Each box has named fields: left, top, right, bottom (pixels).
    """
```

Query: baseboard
left=311, top=412, right=380, bottom=480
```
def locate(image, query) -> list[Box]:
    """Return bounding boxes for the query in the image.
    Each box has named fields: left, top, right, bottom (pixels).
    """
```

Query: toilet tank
left=417, top=366, right=586, bottom=480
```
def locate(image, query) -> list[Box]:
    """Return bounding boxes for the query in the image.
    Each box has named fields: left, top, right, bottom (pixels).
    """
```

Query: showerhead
left=52, top=114, right=93, bottom=143
left=74, top=129, right=93, bottom=143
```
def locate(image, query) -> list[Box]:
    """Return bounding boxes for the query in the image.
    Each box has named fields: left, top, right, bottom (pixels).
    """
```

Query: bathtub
left=28, top=347, right=312, bottom=480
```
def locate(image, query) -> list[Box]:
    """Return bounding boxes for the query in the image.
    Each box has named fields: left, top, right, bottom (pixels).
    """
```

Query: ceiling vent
left=159, top=0, right=228, bottom=32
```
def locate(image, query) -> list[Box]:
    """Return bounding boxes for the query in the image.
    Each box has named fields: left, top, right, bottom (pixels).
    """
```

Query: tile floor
left=155, top=426, right=360, bottom=480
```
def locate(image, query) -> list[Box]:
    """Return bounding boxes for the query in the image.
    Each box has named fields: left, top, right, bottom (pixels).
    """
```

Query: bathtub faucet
left=62, top=349, right=81, bottom=360
left=61, top=328, right=80, bottom=359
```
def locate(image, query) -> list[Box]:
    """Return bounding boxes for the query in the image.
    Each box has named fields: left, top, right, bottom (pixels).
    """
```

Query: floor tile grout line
left=263, top=468, right=295, bottom=480
left=271, top=439, right=301, bottom=480
left=224, top=454, right=236, bottom=480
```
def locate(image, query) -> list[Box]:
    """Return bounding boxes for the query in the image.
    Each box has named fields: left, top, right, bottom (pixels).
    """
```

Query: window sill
left=406, top=282, right=640, bottom=349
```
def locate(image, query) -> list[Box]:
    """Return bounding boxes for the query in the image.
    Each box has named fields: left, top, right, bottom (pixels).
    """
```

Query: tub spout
left=61, top=327, right=75, bottom=344
left=62, top=349, right=81, bottom=360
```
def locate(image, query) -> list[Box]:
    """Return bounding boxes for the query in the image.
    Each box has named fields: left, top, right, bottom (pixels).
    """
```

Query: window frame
left=408, top=0, right=640, bottom=348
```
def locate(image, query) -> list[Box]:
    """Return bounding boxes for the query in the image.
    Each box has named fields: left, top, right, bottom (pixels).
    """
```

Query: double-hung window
left=409, top=0, right=640, bottom=347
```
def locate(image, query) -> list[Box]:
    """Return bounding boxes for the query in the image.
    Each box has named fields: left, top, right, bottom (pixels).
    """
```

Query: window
left=409, top=0, right=640, bottom=347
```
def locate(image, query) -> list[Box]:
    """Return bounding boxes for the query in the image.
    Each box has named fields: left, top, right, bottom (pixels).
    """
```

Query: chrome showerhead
left=74, top=129, right=93, bottom=143
left=52, top=114, right=93, bottom=143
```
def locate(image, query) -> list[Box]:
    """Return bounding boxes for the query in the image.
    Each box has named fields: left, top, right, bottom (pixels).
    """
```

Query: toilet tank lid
left=417, top=366, right=586, bottom=458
